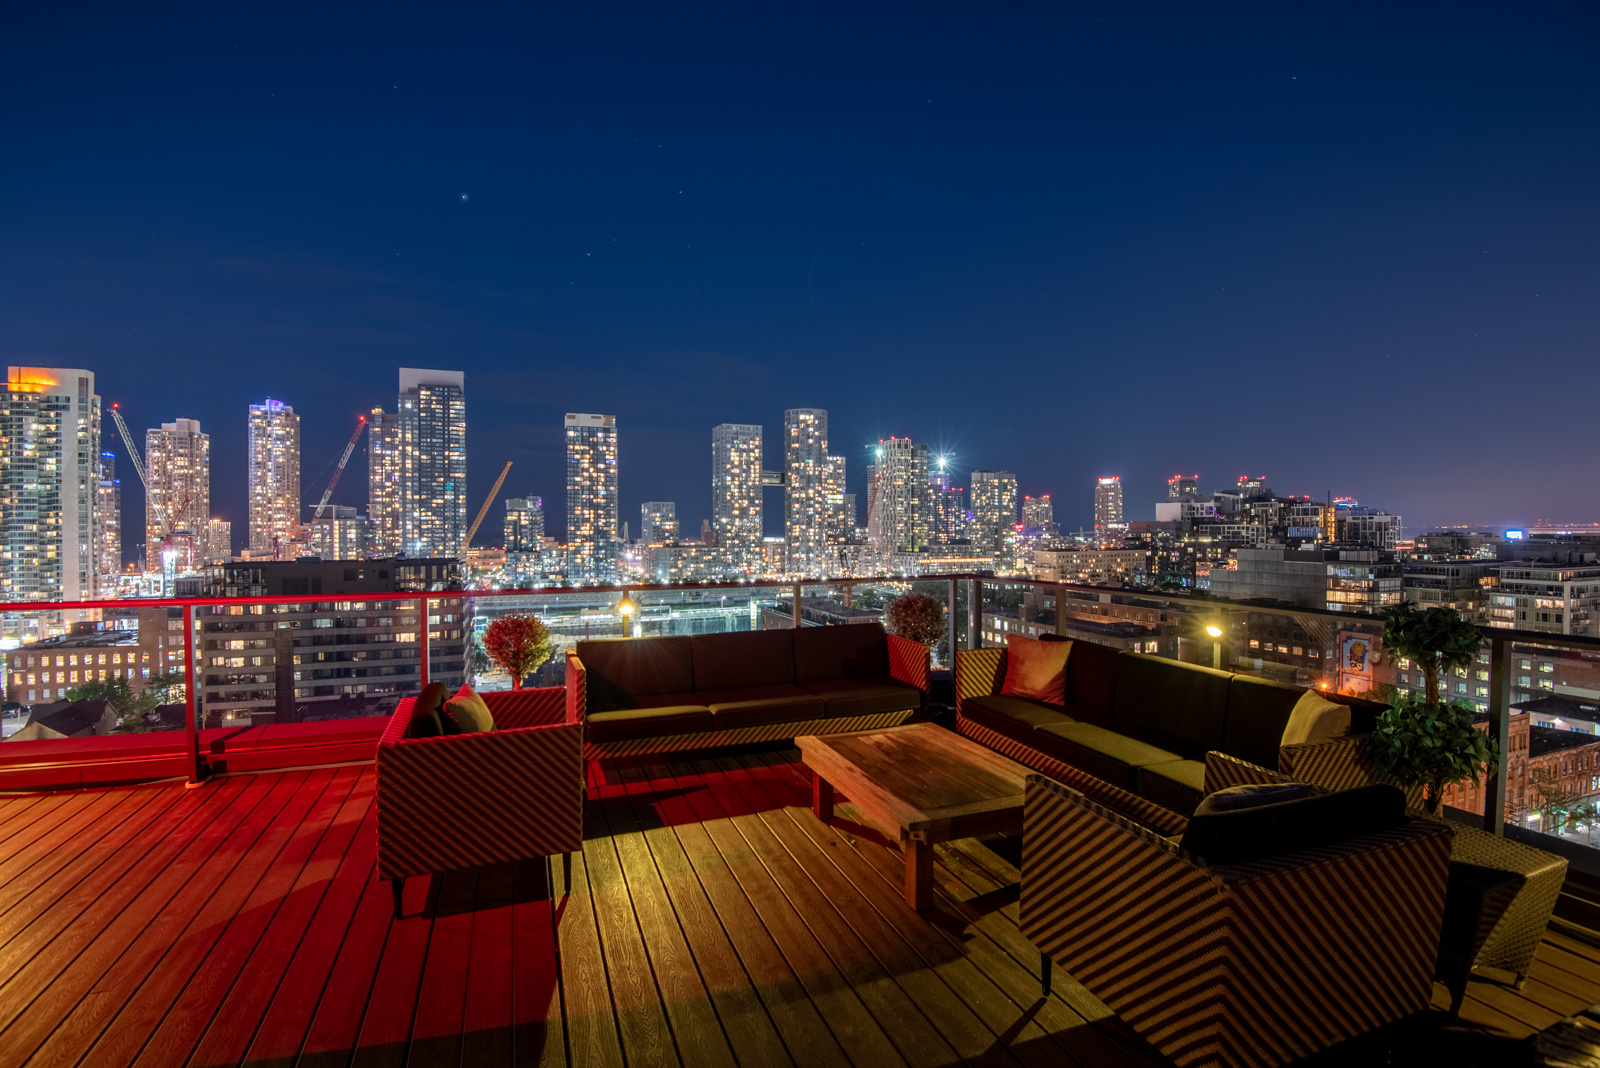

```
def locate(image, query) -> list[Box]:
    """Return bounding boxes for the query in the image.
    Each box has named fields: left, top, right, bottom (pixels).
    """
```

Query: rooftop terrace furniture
left=955, top=640, right=1390, bottom=833
left=797, top=722, right=1029, bottom=909
left=1020, top=773, right=1454, bottom=1068
left=376, top=686, right=582, bottom=918
left=566, top=623, right=929, bottom=758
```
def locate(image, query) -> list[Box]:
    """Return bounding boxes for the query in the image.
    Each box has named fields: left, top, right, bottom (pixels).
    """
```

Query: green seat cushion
left=1223, top=675, right=1306, bottom=768
left=1033, top=721, right=1184, bottom=790
left=1111, top=654, right=1231, bottom=755
left=799, top=676, right=922, bottom=717
left=701, top=685, right=825, bottom=730
left=960, top=693, right=1076, bottom=745
left=440, top=686, right=495, bottom=734
left=793, top=623, right=890, bottom=682
left=586, top=705, right=715, bottom=743
left=1136, top=760, right=1207, bottom=817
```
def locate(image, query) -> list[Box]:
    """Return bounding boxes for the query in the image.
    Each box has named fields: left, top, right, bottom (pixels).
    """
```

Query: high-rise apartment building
left=146, top=417, right=210, bottom=569
left=202, top=517, right=231, bottom=565
left=247, top=400, right=300, bottom=556
left=1093, top=476, right=1125, bottom=534
left=821, top=455, right=852, bottom=542
left=565, top=413, right=618, bottom=583
left=970, top=470, right=1018, bottom=567
left=868, top=437, right=931, bottom=558
left=0, top=367, right=100, bottom=610
left=783, top=409, right=829, bottom=576
left=1021, top=494, right=1054, bottom=532
left=1167, top=474, right=1200, bottom=501
left=307, top=505, right=373, bottom=561
left=366, top=407, right=403, bottom=558
left=504, top=496, right=545, bottom=552
left=931, top=467, right=968, bottom=543
left=1336, top=506, right=1403, bottom=551
left=96, top=452, right=120, bottom=597
left=640, top=502, right=678, bottom=546
left=398, top=369, right=467, bottom=557
left=712, top=423, right=763, bottom=571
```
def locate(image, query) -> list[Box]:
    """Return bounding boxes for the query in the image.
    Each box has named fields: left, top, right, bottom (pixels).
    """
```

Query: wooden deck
left=0, top=747, right=1598, bottom=1067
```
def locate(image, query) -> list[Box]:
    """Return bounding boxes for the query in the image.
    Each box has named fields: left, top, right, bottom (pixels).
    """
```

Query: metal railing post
left=1054, top=584, right=1066, bottom=637
left=183, top=605, right=202, bottom=787
left=792, top=583, right=802, bottom=628
left=1484, top=634, right=1511, bottom=835
left=946, top=577, right=958, bottom=669
left=418, top=595, right=431, bottom=687
left=967, top=578, right=981, bottom=648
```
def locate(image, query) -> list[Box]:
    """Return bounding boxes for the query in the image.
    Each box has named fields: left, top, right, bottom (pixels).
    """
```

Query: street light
left=1205, top=624, right=1224, bottom=670
left=617, top=592, right=637, bottom=638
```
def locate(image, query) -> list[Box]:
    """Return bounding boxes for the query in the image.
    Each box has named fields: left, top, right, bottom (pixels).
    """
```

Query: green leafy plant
left=66, top=671, right=185, bottom=733
left=883, top=592, right=947, bottom=647
left=1371, top=694, right=1501, bottom=813
left=482, top=613, right=554, bottom=690
left=1380, top=602, right=1481, bottom=708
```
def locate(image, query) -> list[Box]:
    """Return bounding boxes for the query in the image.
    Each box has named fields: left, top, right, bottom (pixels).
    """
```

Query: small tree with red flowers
left=482, top=613, right=554, bottom=690
left=883, top=592, right=947, bottom=648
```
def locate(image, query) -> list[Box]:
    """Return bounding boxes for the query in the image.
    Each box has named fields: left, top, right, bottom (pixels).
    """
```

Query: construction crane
left=309, top=414, right=367, bottom=524
left=462, top=461, right=513, bottom=557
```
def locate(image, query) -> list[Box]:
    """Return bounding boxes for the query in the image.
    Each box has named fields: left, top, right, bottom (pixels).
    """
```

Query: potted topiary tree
left=1371, top=603, right=1500, bottom=813
left=884, top=592, right=947, bottom=648
left=482, top=613, right=554, bottom=690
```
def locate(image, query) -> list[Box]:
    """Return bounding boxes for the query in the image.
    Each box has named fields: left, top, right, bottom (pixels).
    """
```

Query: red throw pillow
left=1000, top=635, right=1070, bottom=705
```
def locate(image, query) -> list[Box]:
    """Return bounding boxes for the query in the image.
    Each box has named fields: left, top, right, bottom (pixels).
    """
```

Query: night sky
left=3, top=4, right=1597, bottom=552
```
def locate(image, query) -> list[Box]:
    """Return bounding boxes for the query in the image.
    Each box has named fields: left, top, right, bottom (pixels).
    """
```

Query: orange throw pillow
left=1001, top=635, right=1070, bottom=705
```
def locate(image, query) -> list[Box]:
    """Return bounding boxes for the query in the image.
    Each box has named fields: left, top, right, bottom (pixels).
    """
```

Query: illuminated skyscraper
left=202, top=517, right=231, bottom=565
left=565, top=413, right=618, bottom=583
left=148, top=417, right=211, bottom=568
left=96, top=452, right=120, bottom=596
left=868, top=437, right=931, bottom=558
left=398, top=369, right=467, bottom=557
left=1093, top=476, right=1125, bottom=534
left=1167, top=474, right=1200, bottom=501
left=504, top=496, right=545, bottom=552
left=1021, top=494, right=1055, bottom=533
left=822, top=454, right=851, bottom=541
left=783, top=408, right=828, bottom=576
left=712, top=423, right=763, bottom=571
left=0, top=367, right=100, bottom=611
left=970, top=470, right=1018, bottom=565
left=247, top=400, right=299, bottom=555
left=640, top=501, right=678, bottom=546
left=366, top=407, right=403, bottom=557
left=930, top=466, right=968, bottom=543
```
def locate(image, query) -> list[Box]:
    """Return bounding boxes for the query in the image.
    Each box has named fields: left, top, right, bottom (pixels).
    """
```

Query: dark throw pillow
left=1179, top=784, right=1405, bottom=865
left=404, top=681, right=449, bottom=738
left=1194, top=782, right=1318, bottom=816
left=441, top=685, right=495, bottom=734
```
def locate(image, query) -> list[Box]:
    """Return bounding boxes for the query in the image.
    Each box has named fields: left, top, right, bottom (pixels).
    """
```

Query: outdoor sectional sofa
left=567, top=623, right=930, bottom=758
left=956, top=640, right=1398, bottom=834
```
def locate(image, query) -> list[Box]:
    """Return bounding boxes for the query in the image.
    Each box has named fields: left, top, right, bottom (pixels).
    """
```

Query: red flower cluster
left=883, top=593, right=947, bottom=647
left=482, top=613, right=554, bottom=690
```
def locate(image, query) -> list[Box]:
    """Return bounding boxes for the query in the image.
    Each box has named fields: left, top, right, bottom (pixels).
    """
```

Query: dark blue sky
left=3, top=3, right=1597, bottom=551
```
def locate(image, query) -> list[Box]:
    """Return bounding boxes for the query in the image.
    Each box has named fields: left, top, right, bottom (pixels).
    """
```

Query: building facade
left=366, top=407, right=404, bottom=558
left=307, top=505, right=373, bottom=561
left=96, top=452, right=120, bottom=597
left=565, top=413, right=618, bottom=583
left=1094, top=476, right=1125, bottom=534
left=247, top=400, right=300, bottom=556
left=712, top=423, right=763, bottom=572
left=146, top=417, right=210, bottom=569
left=398, top=369, right=467, bottom=558
left=783, top=409, right=829, bottom=576
left=504, top=496, right=545, bottom=552
left=1167, top=474, right=1200, bottom=501
left=1488, top=562, right=1600, bottom=638
left=1021, top=494, right=1055, bottom=533
left=869, top=437, right=932, bottom=560
left=640, top=501, right=678, bottom=546
left=969, top=470, right=1018, bottom=570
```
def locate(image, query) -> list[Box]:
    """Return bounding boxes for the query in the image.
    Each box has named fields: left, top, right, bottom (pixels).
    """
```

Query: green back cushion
left=793, top=623, right=889, bottom=683
left=1111, top=653, right=1231, bottom=755
left=577, top=636, right=694, bottom=710
left=691, top=629, right=795, bottom=691
left=404, top=681, right=449, bottom=738
left=1222, top=675, right=1308, bottom=767
left=1042, top=635, right=1118, bottom=713
left=1180, top=785, right=1405, bottom=864
left=441, top=686, right=495, bottom=734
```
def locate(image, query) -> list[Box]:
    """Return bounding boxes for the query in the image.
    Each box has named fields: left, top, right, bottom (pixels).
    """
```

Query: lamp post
left=618, top=591, right=637, bottom=638
left=1206, top=624, right=1224, bottom=671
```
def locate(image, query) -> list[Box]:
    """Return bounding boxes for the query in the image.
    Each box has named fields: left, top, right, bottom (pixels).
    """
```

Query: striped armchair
left=1020, top=774, right=1453, bottom=1068
left=376, top=686, right=583, bottom=918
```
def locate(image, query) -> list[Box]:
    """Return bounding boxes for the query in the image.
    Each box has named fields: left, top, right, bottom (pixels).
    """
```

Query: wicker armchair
left=376, top=686, right=583, bottom=918
left=1020, top=774, right=1453, bottom=1068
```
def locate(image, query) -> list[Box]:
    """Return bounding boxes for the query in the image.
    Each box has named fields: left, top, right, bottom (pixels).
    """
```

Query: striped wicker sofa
left=1020, top=772, right=1454, bottom=1068
left=566, top=624, right=930, bottom=759
left=955, top=641, right=1396, bottom=835
left=376, top=686, right=582, bottom=918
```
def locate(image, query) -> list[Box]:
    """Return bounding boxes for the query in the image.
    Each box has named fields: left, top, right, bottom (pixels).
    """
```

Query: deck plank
left=557, top=827, right=627, bottom=1068
left=0, top=784, right=138, bottom=881
left=405, top=866, right=480, bottom=1067
left=461, top=861, right=517, bottom=1068
left=510, top=856, right=567, bottom=1068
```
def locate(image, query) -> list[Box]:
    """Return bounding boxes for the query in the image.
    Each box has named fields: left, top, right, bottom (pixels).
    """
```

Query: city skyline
left=3, top=7, right=1594, bottom=548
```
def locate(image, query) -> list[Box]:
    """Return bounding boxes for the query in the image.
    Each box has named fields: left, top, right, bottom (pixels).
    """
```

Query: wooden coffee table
left=796, top=723, right=1030, bottom=910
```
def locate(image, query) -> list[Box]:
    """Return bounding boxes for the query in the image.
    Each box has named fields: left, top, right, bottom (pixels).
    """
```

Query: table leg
left=812, top=771, right=834, bottom=821
left=905, top=838, right=933, bottom=910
